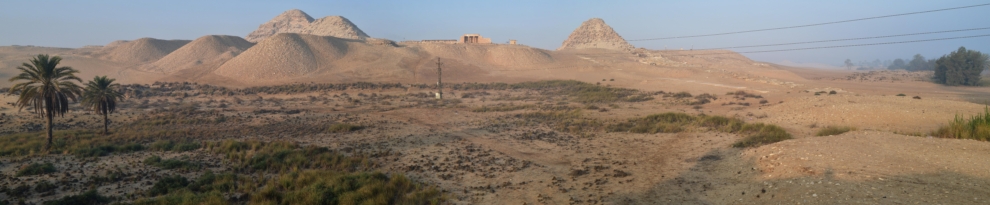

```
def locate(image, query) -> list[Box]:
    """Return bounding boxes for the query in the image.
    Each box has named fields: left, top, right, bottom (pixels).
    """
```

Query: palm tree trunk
left=46, top=111, right=53, bottom=151
left=103, top=111, right=109, bottom=135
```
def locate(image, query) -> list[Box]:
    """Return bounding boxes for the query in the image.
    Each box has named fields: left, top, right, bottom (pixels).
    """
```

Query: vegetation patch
left=608, top=113, right=791, bottom=148
left=150, top=140, right=201, bottom=152
left=147, top=175, right=191, bottom=197
left=205, top=140, right=372, bottom=172
left=472, top=104, right=534, bottom=112
left=731, top=123, right=792, bottom=148
left=931, top=106, right=990, bottom=141
left=16, top=162, right=56, bottom=176
left=144, top=156, right=200, bottom=170
left=517, top=109, right=605, bottom=137
left=509, top=80, right=645, bottom=104
left=251, top=170, right=443, bottom=205
left=327, top=123, right=365, bottom=133
left=41, top=190, right=109, bottom=205
left=816, top=126, right=855, bottom=136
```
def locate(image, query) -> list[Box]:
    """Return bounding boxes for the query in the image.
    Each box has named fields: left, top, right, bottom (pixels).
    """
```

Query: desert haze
left=1, top=7, right=989, bottom=205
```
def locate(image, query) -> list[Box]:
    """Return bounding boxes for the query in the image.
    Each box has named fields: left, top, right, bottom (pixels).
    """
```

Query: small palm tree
left=82, top=76, right=124, bottom=135
left=8, top=54, right=83, bottom=150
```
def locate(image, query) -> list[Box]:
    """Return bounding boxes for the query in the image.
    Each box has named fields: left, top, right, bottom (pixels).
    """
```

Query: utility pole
left=436, top=57, right=443, bottom=100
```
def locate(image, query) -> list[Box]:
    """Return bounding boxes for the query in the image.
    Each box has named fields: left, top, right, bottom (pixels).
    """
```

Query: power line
left=489, top=34, right=990, bottom=70
left=628, top=3, right=990, bottom=41
left=673, top=27, right=990, bottom=51
left=661, top=34, right=990, bottom=57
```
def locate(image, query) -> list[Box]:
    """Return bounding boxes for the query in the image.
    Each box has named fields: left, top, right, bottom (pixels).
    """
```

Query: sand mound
left=99, top=38, right=190, bottom=64
left=558, top=18, right=633, bottom=51
left=417, top=44, right=555, bottom=68
left=215, top=33, right=347, bottom=80
left=142, top=35, right=254, bottom=73
left=245, top=9, right=314, bottom=43
left=298, top=16, right=369, bottom=40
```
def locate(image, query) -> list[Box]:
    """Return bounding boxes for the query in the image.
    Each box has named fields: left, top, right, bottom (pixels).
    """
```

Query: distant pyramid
left=245, top=9, right=315, bottom=42
left=558, top=18, right=633, bottom=51
left=300, top=16, right=369, bottom=40
left=245, top=9, right=370, bottom=42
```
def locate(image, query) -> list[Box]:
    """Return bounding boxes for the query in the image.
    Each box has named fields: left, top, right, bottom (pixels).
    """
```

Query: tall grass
left=816, top=126, right=855, bottom=136
left=931, top=106, right=990, bottom=141
left=519, top=109, right=605, bottom=137
left=609, top=113, right=792, bottom=148
left=251, top=170, right=443, bottom=205
left=204, top=140, right=372, bottom=172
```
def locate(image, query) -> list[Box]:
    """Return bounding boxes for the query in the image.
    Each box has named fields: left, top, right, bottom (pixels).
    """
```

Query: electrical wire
left=489, top=33, right=990, bottom=71
left=628, top=3, right=990, bottom=41
left=661, top=33, right=990, bottom=57
left=676, top=27, right=990, bottom=50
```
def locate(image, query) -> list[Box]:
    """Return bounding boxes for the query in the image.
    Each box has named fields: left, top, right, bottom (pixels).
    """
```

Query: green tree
left=81, top=76, right=124, bottom=135
left=934, top=47, right=989, bottom=86
left=7, top=54, right=83, bottom=150
left=907, top=54, right=932, bottom=71
left=888, top=58, right=906, bottom=70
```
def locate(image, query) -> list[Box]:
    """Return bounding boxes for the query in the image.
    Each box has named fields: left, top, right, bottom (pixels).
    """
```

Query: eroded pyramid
left=558, top=18, right=633, bottom=51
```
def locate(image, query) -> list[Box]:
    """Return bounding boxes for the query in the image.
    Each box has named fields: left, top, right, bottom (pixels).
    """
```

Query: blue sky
left=1, top=0, right=988, bottom=66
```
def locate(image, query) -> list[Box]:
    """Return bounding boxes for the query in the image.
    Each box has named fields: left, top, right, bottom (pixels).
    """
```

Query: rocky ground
left=0, top=79, right=988, bottom=204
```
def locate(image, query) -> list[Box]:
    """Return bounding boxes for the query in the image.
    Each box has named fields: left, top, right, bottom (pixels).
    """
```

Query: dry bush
left=816, top=126, right=855, bottom=136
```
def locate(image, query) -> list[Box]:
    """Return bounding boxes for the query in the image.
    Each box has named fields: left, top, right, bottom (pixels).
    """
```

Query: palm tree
left=82, top=76, right=124, bottom=135
left=8, top=54, right=83, bottom=150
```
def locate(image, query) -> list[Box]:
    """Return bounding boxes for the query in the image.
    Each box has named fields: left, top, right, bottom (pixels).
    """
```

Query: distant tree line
left=933, top=47, right=988, bottom=86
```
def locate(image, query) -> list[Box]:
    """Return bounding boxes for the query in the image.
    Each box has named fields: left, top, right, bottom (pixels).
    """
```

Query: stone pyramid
left=558, top=18, right=633, bottom=51
left=299, top=16, right=369, bottom=40
left=245, top=9, right=315, bottom=42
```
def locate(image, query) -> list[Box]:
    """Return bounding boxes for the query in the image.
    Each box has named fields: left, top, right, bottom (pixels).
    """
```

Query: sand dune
left=415, top=44, right=555, bottom=68
left=97, top=38, right=190, bottom=64
left=142, top=35, right=253, bottom=74
left=214, top=33, right=348, bottom=80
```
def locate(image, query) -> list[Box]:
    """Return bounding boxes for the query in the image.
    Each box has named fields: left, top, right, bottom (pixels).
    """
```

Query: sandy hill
left=141, top=35, right=254, bottom=74
left=215, top=33, right=367, bottom=81
left=558, top=18, right=633, bottom=51
left=245, top=9, right=315, bottom=43
left=96, top=38, right=190, bottom=64
left=415, top=43, right=555, bottom=68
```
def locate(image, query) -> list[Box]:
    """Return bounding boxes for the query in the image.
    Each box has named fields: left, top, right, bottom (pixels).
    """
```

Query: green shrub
left=144, top=156, right=200, bottom=170
left=732, top=123, right=793, bottom=148
left=698, top=115, right=745, bottom=132
left=669, top=92, right=692, bottom=98
left=609, top=113, right=696, bottom=134
left=896, top=93, right=907, bottom=96
left=73, top=143, right=144, bottom=157
left=16, top=163, right=56, bottom=176
left=9, top=184, right=30, bottom=198
left=251, top=170, right=443, bottom=205
left=150, top=140, right=201, bottom=152
left=42, top=190, right=109, bottom=205
left=519, top=109, right=605, bottom=137
left=34, top=181, right=56, bottom=193
left=328, top=123, right=364, bottom=133
left=204, top=140, right=372, bottom=172
left=133, top=189, right=227, bottom=205
left=931, top=106, right=990, bottom=141
left=148, top=175, right=190, bottom=196
left=816, top=126, right=855, bottom=136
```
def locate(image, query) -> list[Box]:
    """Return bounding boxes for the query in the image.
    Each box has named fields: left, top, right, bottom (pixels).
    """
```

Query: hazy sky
left=2, top=0, right=988, bottom=66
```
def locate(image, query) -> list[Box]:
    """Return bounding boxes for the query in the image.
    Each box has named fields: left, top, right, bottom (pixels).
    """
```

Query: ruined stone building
left=458, top=34, right=491, bottom=44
